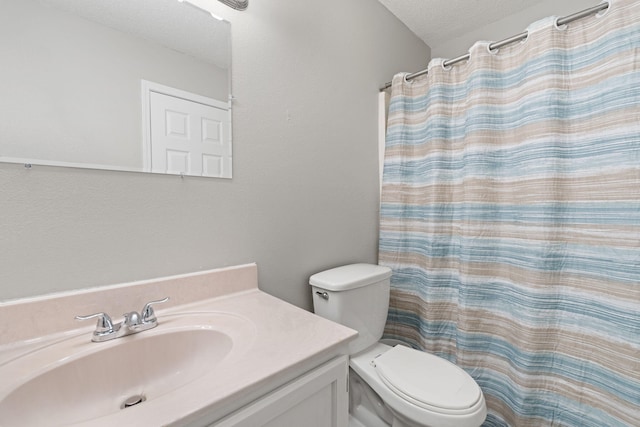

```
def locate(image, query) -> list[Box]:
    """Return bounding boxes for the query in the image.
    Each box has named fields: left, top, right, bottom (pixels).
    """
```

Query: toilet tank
left=309, top=264, right=392, bottom=355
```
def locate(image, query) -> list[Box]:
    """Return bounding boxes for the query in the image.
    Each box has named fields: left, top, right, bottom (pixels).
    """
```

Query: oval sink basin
left=0, top=312, right=255, bottom=427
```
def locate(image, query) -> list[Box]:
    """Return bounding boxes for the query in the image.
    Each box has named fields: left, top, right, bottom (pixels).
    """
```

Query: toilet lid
left=373, top=345, right=482, bottom=411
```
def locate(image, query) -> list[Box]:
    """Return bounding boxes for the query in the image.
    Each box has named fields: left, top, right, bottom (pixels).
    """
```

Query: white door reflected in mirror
left=148, top=89, right=231, bottom=178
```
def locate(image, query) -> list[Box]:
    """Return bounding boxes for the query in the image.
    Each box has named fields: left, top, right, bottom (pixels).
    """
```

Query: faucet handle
left=75, top=312, right=114, bottom=334
left=123, top=311, right=141, bottom=327
left=141, top=297, right=169, bottom=324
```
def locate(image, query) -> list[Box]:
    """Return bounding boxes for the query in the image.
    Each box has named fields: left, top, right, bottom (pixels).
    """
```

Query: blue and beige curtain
left=379, top=0, right=639, bottom=425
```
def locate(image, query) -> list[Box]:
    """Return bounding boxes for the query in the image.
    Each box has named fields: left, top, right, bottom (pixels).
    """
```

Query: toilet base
left=349, top=367, right=392, bottom=427
left=349, top=367, right=417, bottom=427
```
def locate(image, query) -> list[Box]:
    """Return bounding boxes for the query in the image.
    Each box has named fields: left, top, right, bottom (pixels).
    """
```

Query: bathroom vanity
left=0, top=264, right=356, bottom=426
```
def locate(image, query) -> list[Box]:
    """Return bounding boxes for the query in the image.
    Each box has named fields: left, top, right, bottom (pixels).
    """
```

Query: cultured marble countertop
left=0, top=264, right=357, bottom=426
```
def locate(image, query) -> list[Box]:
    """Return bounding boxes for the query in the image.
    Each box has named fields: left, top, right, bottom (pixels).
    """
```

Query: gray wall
left=0, top=0, right=429, bottom=309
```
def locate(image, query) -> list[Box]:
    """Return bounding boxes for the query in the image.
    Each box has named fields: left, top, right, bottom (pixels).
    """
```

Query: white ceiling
left=377, top=0, right=542, bottom=49
left=376, top=0, right=593, bottom=54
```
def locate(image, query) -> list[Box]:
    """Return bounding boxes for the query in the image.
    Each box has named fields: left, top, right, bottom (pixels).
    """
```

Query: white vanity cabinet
left=211, top=356, right=349, bottom=427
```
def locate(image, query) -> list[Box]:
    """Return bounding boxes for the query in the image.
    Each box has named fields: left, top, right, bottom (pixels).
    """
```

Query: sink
left=0, top=312, right=255, bottom=427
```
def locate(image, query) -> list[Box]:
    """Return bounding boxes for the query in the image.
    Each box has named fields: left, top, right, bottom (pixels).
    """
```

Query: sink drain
left=121, top=394, right=146, bottom=409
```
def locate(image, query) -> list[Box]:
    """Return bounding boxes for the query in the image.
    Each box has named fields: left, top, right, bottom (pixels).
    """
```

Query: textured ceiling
left=377, top=0, right=554, bottom=50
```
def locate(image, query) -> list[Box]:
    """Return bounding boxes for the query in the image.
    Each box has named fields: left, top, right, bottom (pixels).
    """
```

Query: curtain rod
left=379, top=2, right=609, bottom=91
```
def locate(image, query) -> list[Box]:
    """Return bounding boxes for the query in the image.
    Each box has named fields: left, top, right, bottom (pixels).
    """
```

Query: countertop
left=0, top=264, right=357, bottom=426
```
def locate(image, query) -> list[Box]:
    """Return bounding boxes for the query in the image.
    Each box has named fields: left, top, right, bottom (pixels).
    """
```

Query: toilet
left=310, top=263, right=486, bottom=427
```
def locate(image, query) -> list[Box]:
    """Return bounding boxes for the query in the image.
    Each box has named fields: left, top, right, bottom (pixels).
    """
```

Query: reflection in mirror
left=0, top=0, right=232, bottom=178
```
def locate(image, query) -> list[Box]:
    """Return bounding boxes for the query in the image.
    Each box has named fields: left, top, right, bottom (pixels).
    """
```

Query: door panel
left=149, top=91, right=231, bottom=178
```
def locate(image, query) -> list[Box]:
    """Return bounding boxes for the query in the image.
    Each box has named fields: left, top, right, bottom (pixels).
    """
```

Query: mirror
left=0, top=0, right=232, bottom=178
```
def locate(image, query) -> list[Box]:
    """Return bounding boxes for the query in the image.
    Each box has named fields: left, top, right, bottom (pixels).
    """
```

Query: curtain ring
left=596, top=1, right=610, bottom=18
left=554, top=17, right=568, bottom=31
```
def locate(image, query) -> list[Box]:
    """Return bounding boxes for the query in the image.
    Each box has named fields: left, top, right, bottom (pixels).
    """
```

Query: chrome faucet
left=75, top=297, right=169, bottom=342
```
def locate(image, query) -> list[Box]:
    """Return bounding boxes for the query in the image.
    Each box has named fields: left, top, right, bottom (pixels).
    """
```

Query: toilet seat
left=373, top=345, right=482, bottom=413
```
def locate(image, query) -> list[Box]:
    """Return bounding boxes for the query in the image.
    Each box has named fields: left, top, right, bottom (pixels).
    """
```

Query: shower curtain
left=379, top=1, right=639, bottom=426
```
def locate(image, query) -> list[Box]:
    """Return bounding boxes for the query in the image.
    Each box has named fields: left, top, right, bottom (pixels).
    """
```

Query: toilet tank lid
left=309, top=264, right=392, bottom=291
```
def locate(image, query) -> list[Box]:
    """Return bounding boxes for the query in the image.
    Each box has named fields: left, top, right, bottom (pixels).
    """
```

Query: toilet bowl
left=350, top=342, right=486, bottom=427
left=310, top=264, right=486, bottom=427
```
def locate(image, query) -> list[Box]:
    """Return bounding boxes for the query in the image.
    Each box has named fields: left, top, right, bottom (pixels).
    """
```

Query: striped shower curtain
left=379, top=0, right=639, bottom=426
